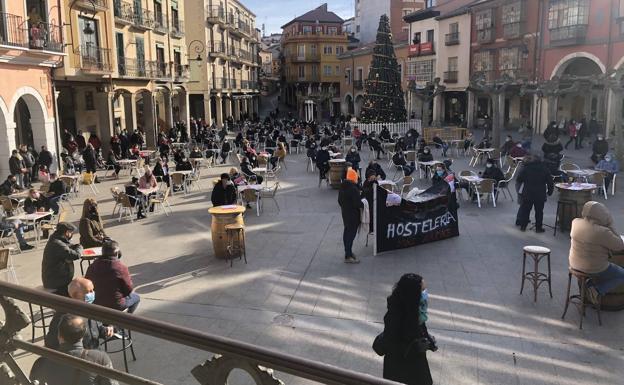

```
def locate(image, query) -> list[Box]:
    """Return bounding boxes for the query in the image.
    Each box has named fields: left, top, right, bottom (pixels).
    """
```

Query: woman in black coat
left=382, top=273, right=433, bottom=385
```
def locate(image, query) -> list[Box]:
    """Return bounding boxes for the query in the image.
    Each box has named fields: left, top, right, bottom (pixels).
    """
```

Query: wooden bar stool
left=225, top=223, right=246, bottom=267
left=520, top=246, right=552, bottom=302
left=561, top=267, right=602, bottom=329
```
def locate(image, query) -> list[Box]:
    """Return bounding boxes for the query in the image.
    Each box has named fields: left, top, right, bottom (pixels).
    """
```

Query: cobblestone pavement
left=8, top=132, right=624, bottom=385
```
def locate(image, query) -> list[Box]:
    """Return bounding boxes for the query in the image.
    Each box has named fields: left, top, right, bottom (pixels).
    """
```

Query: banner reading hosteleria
left=375, top=185, right=459, bottom=253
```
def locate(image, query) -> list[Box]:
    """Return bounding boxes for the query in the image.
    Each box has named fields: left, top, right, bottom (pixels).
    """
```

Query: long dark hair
left=389, top=273, right=423, bottom=314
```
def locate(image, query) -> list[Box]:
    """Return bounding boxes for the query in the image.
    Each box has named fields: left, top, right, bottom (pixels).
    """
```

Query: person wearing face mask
left=211, top=173, right=237, bottom=207
left=345, top=146, right=361, bottom=174
left=591, top=134, right=609, bottom=163
left=79, top=199, right=107, bottom=248
left=480, top=158, right=505, bottom=183
left=338, top=168, right=363, bottom=264
left=595, top=152, right=619, bottom=191
left=42, top=222, right=83, bottom=296
left=44, top=277, right=114, bottom=350
left=392, top=150, right=414, bottom=176
left=501, top=135, right=515, bottom=156
left=394, top=137, right=407, bottom=152
left=367, top=133, right=385, bottom=159
left=86, top=240, right=140, bottom=314
left=24, top=188, right=48, bottom=214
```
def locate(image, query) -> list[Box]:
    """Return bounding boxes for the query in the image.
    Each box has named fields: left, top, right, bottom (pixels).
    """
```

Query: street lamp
left=187, top=40, right=205, bottom=63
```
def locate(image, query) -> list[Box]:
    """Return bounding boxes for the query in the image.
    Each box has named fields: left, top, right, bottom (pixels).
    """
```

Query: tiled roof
left=281, top=4, right=344, bottom=29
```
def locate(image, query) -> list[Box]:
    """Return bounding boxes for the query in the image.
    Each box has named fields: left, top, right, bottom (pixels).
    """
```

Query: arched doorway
left=554, top=57, right=604, bottom=122
left=12, top=92, right=48, bottom=151
left=354, top=95, right=364, bottom=117
left=344, top=95, right=354, bottom=115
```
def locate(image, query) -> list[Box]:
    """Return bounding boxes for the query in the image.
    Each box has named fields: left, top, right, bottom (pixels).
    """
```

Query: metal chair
left=496, top=167, right=517, bottom=202
left=400, top=176, right=414, bottom=197
left=260, top=183, right=280, bottom=214
left=473, top=179, right=497, bottom=208
left=0, top=248, right=17, bottom=282
left=242, top=188, right=260, bottom=217
left=591, top=172, right=608, bottom=200
left=148, top=188, right=172, bottom=216
left=117, top=193, right=135, bottom=223
left=170, top=173, right=187, bottom=196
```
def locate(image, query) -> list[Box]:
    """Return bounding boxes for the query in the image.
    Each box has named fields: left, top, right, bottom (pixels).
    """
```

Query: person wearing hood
left=41, top=222, right=83, bottom=296
left=515, top=155, right=554, bottom=232
left=501, top=135, right=515, bottom=156
left=86, top=240, right=140, bottom=313
left=569, top=201, right=624, bottom=304
left=338, top=168, right=363, bottom=264
left=480, top=158, right=505, bottom=182
left=380, top=273, right=434, bottom=385
left=211, top=173, right=237, bottom=207
left=591, top=134, right=609, bottom=163
left=345, top=146, right=361, bottom=174
left=79, top=198, right=107, bottom=248
left=595, top=153, right=619, bottom=191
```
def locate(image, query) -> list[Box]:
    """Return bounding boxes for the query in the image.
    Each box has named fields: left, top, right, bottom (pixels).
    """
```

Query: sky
left=243, top=0, right=355, bottom=35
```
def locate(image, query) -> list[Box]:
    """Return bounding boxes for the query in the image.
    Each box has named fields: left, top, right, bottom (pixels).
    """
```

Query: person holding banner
left=338, top=168, right=363, bottom=264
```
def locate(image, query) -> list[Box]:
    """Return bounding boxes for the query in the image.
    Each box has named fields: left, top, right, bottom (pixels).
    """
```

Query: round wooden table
left=555, top=183, right=596, bottom=231
left=208, top=205, right=246, bottom=259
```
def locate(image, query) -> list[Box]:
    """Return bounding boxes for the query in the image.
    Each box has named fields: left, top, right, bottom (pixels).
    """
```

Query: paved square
left=9, top=136, right=624, bottom=385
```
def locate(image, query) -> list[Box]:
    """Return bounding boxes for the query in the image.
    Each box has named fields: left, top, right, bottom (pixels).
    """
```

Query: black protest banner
left=375, top=187, right=459, bottom=253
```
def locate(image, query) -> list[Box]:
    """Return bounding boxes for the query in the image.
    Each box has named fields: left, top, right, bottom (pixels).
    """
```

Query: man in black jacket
left=45, top=277, right=114, bottom=350
left=38, top=145, right=53, bottom=171
left=9, top=149, right=26, bottom=189
left=515, top=155, right=554, bottom=233
left=338, top=168, right=363, bottom=264
left=41, top=222, right=83, bottom=296
left=0, top=175, right=18, bottom=196
left=31, top=314, right=119, bottom=385
left=211, top=173, right=237, bottom=207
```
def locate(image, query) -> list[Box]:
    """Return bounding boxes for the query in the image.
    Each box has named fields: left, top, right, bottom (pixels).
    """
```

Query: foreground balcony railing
left=24, top=21, right=63, bottom=52
left=205, top=5, right=226, bottom=24
left=75, top=45, right=112, bottom=72
left=153, top=12, right=168, bottom=34
left=147, top=60, right=170, bottom=79
left=0, top=281, right=395, bottom=385
left=0, top=13, right=27, bottom=48
left=118, top=57, right=149, bottom=78
left=171, top=19, right=184, bottom=38
left=174, top=63, right=190, bottom=81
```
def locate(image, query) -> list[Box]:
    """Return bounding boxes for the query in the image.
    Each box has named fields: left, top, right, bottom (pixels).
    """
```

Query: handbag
left=372, top=332, right=386, bottom=356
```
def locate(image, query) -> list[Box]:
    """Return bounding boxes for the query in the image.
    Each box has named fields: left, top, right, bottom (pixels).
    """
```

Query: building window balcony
left=153, top=13, right=168, bottom=34
left=174, top=63, right=189, bottom=81
left=75, top=45, right=112, bottom=73
left=353, top=80, right=363, bottom=90
left=170, top=19, right=184, bottom=38
left=443, top=71, right=458, bottom=83
left=148, top=60, right=170, bottom=79
left=118, top=57, right=149, bottom=78
left=0, top=13, right=27, bottom=48
left=445, top=32, right=459, bottom=46
left=408, top=42, right=435, bottom=57
left=503, top=21, right=524, bottom=39
left=476, top=26, right=494, bottom=43
left=205, top=6, right=226, bottom=25
left=21, top=21, right=63, bottom=52
left=549, top=24, right=587, bottom=45
left=113, top=0, right=134, bottom=25
left=290, top=53, right=320, bottom=62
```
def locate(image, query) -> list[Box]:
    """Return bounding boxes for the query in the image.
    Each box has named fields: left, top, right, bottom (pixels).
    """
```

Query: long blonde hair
left=81, top=198, right=103, bottom=227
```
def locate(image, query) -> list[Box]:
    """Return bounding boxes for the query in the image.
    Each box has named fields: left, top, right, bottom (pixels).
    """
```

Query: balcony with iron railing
left=208, top=41, right=228, bottom=59
left=206, top=5, right=227, bottom=25
left=75, top=0, right=108, bottom=11
left=230, top=78, right=238, bottom=89
left=444, top=70, right=458, bottom=83
left=75, top=44, right=112, bottom=73
left=170, top=18, right=184, bottom=38
left=153, top=12, right=168, bottom=34
left=549, top=24, right=587, bottom=45
left=113, top=0, right=134, bottom=25
left=117, top=57, right=149, bottom=78
left=476, top=25, right=495, bottom=43
left=289, top=53, right=321, bottom=62
left=174, top=63, right=190, bottom=81
left=132, top=7, right=154, bottom=30
left=0, top=281, right=395, bottom=385
left=0, top=13, right=27, bottom=48
left=445, top=32, right=459, bottom=46
left=148, top=60, right=170, bottom=79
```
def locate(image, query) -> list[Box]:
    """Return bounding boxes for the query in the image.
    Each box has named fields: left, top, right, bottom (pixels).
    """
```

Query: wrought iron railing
left=133, top=7, right=154, bottom=29
left=174, top=63, right=190, bottom=81
left=118, top=57, right=149, bottom=78
left=209, top=41, right=227, bottom=55
left=75, top=45, right=112, bottom=72
left=0, top=281, right=395, bottom=385
left=445, top=32, right=459, bottom=45
left=218, top=77, right=229, bottom=89
left=0, top=13, right=27, bottom=48
left=114, top=0, right=134, bottom=24
left=153, top=12, right=168, bottom=33
left=205, top=6, right=226, bottom=24
left=170, top=19, right=184, bottom=37
left=444, top=71, right=458, bottom=83
left=147, top=60, right=170, bottom=79
left=23, top=21, right=63, bottom=52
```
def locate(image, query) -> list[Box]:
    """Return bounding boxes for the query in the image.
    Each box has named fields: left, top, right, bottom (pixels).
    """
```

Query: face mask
left=598, top=137, right=604, bottom=141
left=424, top=150, right=430, bottom=154
left=506, top=138, right=511, bottom=142
left=605, top=157, right=612, bottom=162
left=322, top=147, right=327, bottom=151
left=486, top=164, right=493, bottom=168
left=516, top=144, right=522, bottom=148
left=436, top=170, right=444, bottom=177
left=421, top=289, right=429, bottom=302
left=85, top=291, right=95, bottom=304
left=351, top=149, right=356, bottom=153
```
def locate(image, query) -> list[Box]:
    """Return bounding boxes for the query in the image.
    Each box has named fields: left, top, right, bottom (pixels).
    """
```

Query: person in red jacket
left=85, top=240, right=140, bottom=313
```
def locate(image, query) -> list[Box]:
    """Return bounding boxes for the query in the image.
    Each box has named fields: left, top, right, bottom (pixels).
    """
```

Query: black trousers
left=564, top=136, right=578, bottom=149
left=516, top=197, right=545, bottom=228
left=343, top=222, right=359, bottom=258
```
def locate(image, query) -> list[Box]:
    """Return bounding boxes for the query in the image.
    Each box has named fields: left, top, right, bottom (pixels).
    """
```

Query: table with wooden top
left=208, top=205, right=246, bottom=259
left=555, top=183, right=597, bottom=231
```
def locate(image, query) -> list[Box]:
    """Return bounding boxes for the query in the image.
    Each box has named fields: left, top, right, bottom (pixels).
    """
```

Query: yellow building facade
left=185, top=0, right=261, bottom=128
left=55, top=0, right=189, bottom=150
left=281, top=4, right=347, bottom=121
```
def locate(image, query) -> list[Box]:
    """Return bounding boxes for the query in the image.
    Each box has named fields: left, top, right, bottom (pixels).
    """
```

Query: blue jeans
left=122, top=292, right=141, bottom=314
left=592, top=263, right=624, bottom=295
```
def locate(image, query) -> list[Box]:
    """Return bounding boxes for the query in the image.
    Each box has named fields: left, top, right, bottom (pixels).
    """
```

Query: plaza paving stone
left=7, top=134, right=624, bottom=384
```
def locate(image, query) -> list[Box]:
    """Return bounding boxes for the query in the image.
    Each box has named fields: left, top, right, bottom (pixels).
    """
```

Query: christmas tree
left=360, top=15, right=407, bottom=123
